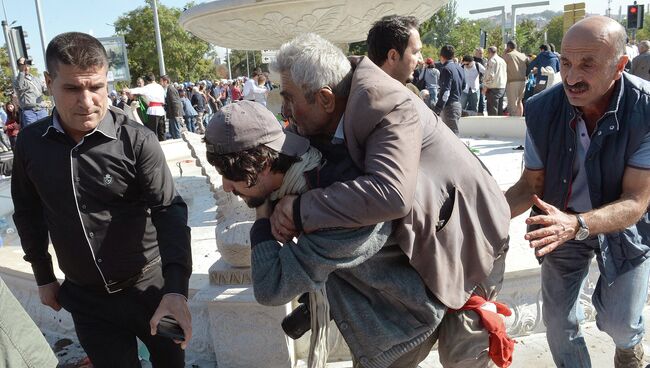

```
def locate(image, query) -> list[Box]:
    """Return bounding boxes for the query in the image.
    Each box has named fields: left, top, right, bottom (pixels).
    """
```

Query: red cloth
left=453, top=295, right=516, bottom=367
left=148, top=102, right=164, bottom=107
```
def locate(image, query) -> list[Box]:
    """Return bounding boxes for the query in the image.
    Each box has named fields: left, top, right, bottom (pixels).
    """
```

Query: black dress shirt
left=11, top=107, right=192, bottom=296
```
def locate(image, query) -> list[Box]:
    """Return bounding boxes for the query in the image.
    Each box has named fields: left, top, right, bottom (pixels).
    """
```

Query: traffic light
left=9, top=26, right=29, bottom=60
left=628, top=4, right=645, bottom=29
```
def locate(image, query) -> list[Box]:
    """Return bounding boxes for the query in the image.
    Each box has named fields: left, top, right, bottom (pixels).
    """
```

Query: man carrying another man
left=267, top=18, right=513, bottom=367
left=205, top=100, right=447, bottom=368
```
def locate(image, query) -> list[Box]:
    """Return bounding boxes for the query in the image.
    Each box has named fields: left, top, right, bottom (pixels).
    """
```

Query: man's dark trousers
left=486, top=88, right=505, bottom=116
left=57, top=265, right=184, bottom=368
left=145, top=115, right=166, bottom=141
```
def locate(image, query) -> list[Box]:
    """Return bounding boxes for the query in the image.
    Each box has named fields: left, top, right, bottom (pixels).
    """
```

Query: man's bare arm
left=525, top=167, right=650, bottom=256
left=583, top=166, right=650, bottom=235
left=504, top=168, right=545, bottom=218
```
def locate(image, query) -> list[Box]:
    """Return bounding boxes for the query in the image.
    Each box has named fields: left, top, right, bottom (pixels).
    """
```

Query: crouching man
left=205, top=101, right=447, bottom=368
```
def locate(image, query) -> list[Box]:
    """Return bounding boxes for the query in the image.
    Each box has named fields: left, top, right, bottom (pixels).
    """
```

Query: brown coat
left=299, top=57, right=510, bottom=308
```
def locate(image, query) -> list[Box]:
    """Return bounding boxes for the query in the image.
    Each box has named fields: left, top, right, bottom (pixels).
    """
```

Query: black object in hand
left=282, top=294, right=311, bottom=340
left=156, top=316, right=185, bottom=341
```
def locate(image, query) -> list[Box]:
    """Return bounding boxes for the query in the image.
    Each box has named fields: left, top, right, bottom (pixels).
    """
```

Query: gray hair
left=271, top=33, right=352, bottom=103
left=639, top=40, right=650, bottom=53
left=487, top=46, right=498, bottom=54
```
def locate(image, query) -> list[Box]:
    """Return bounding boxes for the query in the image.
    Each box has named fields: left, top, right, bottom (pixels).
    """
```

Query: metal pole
left=501, top=9, right=506, bottom=45
left=227, top=48, right=232, bottom=79
left=246, top=50, right=250, bottom=78
left=2, top=20, right=17, bottom=81
left=512, top=7, right=517, bottom=40
left=34, top=0, right=47, bottom=67
left=151, top=0, right=166, bottom=76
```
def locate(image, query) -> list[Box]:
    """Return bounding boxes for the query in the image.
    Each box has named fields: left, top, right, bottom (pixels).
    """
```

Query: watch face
left=575, top=228, right=589, bottom=241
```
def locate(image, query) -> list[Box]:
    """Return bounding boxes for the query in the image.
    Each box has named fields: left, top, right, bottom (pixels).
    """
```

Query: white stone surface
left=194, top=284, right=295, bottom=368
left=180, top=0, right=447, bottom=50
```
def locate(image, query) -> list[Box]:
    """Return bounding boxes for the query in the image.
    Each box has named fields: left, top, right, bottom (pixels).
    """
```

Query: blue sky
left=2, top=0, right=621, bottom=74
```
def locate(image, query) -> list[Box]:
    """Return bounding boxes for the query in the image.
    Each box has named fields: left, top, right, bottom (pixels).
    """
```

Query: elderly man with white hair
left=631, top=40, right=650, bottom=81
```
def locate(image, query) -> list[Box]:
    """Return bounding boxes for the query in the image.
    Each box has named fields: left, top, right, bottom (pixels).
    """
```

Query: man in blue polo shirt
left=506, top=16, right=650, bottom=368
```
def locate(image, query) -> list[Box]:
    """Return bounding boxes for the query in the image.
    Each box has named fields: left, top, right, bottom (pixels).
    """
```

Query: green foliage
left=226, top=50, right=266, bottom=78
left=514, top=19, right=545, bottom=55
left=348, top=40, right=368, bottom=56
left=0, top=47, right=13, bottom=102
left=114, top=2, right=214, bottom=84
left=420, top=0, right=458, bottom=48
left=544, top=16, right=564, bottom=52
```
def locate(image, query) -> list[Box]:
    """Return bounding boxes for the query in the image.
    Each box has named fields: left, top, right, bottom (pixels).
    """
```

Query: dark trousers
left=441, top=101, right=462, bottom=136
left=57, top=266, right=184, bottom=368
left=145, top=115, right=166, bottom=141
left=486, top=88, right=505, bottom=116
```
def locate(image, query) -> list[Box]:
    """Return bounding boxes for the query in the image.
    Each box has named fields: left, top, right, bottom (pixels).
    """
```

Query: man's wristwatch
left=575, top=214, right=590, bottom=241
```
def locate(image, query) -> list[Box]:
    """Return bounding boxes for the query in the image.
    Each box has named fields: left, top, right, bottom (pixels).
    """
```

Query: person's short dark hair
left=462, top=55, right=473, bottom=63
left=367, top=15, right=419, bottom=66
left=160, top=75, right=171, bottom=84
left=440, top=45, right=455, bottom=60
left=179, top=89, right=186, bottom=97
left=145, top=73, right=156, bottom=83
left=45, top=32, right=108, bottom=78
left=507, top=40, right=517, bottom=50
left=539, top=44, right=549, bottom=51
left=205, top=144, right=300, bottom=187
left=549, top=43, right=556, bottom=53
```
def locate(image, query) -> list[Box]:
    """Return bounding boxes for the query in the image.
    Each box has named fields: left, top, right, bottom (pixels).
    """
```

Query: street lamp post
left=34, top=0, right=47, bottom=69
left=151, top=0, right=166, bottom=76
left=511, top=1, right=550, bottom=39
left=469, top=6, right=506, bottom=45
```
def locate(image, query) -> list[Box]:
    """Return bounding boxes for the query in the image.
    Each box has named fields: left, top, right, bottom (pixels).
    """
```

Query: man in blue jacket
left=506, top=16, right=650, bottom=368
left=527, top=44, right=560, bottom=77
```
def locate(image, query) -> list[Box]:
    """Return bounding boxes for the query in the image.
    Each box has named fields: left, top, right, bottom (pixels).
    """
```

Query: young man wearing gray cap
left=204, top=101, right=446, bottom=368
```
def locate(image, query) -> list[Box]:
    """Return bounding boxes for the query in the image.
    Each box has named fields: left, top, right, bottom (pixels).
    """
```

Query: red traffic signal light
left=628, top=4, right=644, bottom=29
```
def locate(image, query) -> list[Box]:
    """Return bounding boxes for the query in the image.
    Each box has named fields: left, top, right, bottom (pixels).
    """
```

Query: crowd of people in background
left=407, top=36, right=650, bottom=127
left=1, top=64, right=274, bottom=151
left=114, top=68, right=274, bottom=141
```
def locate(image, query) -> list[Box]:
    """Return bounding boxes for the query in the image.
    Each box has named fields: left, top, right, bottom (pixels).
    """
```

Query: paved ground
left=295, top=306, right=650, bottom=368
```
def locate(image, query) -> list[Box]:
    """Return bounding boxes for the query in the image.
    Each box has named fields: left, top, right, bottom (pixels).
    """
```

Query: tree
left=420, top=0, right=458, bottom=47
left=226, top=50, right=265, bottom=78
left=114, top=1, right=215, bottom=84
left=544, top=15, right=564, bottom=52
left=514, top=19, right=545, bottom=55
left=0, top=47, right=13, bottom=102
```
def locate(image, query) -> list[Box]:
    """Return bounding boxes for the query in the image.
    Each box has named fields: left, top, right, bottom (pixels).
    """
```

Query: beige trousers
left=506, top=81, right=526, bottom=116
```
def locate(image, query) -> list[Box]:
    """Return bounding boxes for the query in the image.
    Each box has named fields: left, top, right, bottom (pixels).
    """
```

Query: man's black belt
left=71, top=256, right=161, bottom=294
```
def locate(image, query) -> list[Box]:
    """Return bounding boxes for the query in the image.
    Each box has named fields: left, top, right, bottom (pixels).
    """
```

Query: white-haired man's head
left=272, top=33, right=352, bottom=137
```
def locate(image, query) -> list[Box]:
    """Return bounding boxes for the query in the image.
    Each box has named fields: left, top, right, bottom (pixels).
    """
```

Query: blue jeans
left=184, top=116, right=196, bottom=133
left=426, top=87, right=438, bottom=109
left=168, top=117, right=181, bottom=139
left=542, top=240, right=650, bottom=367
left=460, top=91, right=479, bottom=112
left=21, top=109, right=48, bottom=127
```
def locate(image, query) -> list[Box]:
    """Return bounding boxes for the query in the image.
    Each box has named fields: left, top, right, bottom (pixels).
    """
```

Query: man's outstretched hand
left=270, top=195, right=299, bottom=243
left=524, top=195, right=578, bottom=257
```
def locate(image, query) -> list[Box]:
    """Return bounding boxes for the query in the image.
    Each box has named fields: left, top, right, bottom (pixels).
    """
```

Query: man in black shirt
left=11, top=32, right=192, bottom=368
left=434, top=45, right=466, bottom=135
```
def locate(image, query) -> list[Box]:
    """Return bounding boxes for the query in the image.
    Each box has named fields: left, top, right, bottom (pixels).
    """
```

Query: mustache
left=564, top=81, right=589, bottom=92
